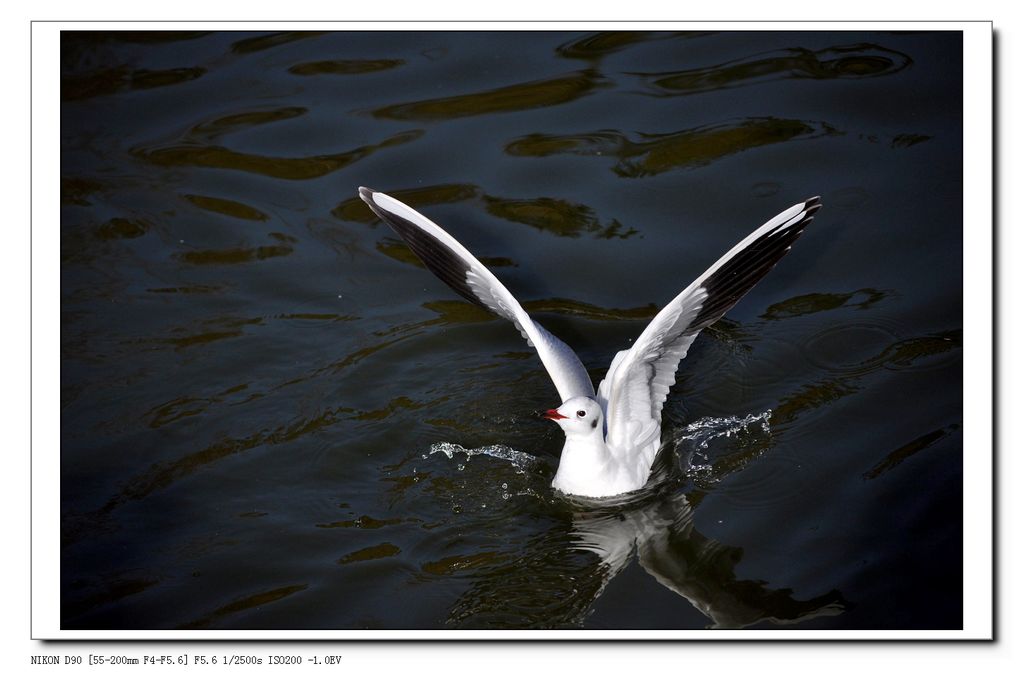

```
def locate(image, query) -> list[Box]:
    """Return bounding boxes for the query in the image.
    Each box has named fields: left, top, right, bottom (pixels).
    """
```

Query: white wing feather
left=359, top=188, right=595, bottom=402
left=599, top=197, right=822, bottom=465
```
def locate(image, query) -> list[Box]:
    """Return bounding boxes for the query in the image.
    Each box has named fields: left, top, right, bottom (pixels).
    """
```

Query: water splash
left=669, top=410, right=773, bottom=486
left=428, top=442, right=539, bottom=476
left=678, top=410, right=773, bottom=454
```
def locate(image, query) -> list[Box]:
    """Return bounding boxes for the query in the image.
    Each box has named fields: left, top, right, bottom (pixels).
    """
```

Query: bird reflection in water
left=569, top=484, right=846, bottom=629
left=431, top=417, right=847, bottom=629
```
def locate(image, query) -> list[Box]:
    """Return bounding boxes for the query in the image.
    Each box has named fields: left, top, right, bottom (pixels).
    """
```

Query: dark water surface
left=60, top=30, right=963, bottom=630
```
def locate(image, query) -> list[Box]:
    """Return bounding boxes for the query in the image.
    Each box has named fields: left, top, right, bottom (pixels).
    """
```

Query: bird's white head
left=543, top=396, right=604, bottom=438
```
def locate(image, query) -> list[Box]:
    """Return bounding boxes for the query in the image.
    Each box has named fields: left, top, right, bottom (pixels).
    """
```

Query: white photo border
left=33, top=19, right=993, bottom=641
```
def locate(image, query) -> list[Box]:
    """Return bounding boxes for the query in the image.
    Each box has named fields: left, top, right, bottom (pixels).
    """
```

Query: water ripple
left=288, top=58, right=405, bottom=76
left=99, top=404, right=357, bottom=513
left=805, top=325, right=962, bottom=377
left=230, top=32, right=329, bottom=55
left=485, top=195, right=639, bottom=238
left=555, top=31, right=680, bottom=61
left=630, top=43, right=913, bottom=96
left=863, top=424, right=960, bottom=480
left=761, top=288, right=892, bottom=320
left=174, top=233, right=297, bottom=265
left=802, top=321, right=902, bottom=374
left=190, top=106, right=308, bottom=142
left=506, top=117, right=841, bottom=177
left=182, top=194, right=269, bottom=221
left=134, top=129, right=423, bottom=180
left=63, top=66, right=206, bottom=101
left=332, top=183, right=481, bottom=223
left=179, top=584, right=308, bottom=628
left=370, top=69, right=608, bottom=121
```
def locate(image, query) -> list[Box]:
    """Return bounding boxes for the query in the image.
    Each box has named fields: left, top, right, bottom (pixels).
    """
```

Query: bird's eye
left=576, top=410, right=586, bottom=417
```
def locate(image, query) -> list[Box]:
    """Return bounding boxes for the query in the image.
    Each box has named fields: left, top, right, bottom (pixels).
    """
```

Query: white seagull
left=358, top=187, right=821, bottom=498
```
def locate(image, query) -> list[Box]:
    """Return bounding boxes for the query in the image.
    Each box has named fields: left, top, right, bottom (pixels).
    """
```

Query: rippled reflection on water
left=375, top=414, right=848, bottom=629
left=61, top=30, right=963, bottom=630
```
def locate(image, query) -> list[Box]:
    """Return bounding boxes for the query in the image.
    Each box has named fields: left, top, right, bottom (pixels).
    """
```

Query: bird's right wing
left=359, top=187, right=595, bottom=403
left=599, top=197, right=822, bottom=458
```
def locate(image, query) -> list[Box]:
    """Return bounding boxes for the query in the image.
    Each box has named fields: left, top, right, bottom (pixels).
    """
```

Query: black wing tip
left=689, top=197, right=821, bottom=331
left=358, top=186, right=392, bottom=224
left=354, top=187, right=489, bottom=311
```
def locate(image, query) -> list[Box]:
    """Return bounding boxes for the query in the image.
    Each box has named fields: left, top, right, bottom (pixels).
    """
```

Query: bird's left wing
left=359, top=187, right=595, bottom=402
left=599, top=197, right=822, bottom=459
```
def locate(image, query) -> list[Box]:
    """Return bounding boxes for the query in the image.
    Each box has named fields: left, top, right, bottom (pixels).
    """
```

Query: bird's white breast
left=551, top=436, right=654, bottom=498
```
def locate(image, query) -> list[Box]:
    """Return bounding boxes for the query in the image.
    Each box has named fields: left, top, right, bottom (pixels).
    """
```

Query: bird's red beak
left=543, top=409, right=567, bottom=420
